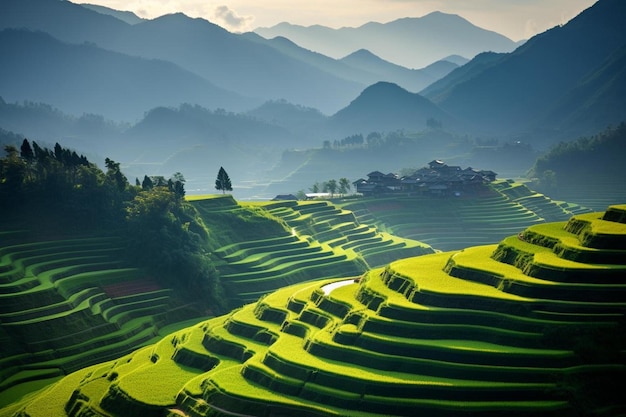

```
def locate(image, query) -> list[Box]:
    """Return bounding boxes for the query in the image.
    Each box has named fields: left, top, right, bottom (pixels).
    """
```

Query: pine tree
left=142, top=175, right=154, bottom=190
left=215, top=166, right=232, bottom=194
left=20, top=139, right=34, bottom=162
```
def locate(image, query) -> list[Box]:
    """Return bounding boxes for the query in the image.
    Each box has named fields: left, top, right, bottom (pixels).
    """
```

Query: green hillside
left=528, top=123, right=626, bottom=211
left=6, top=205, right=625, bottom=417
left=191, top=196, right=433, bottom=306
left=0, top=233, right=205, bottom=409
left=340, top=180, right=592, bottom=251
left=0, top=194, right=433, bottom=408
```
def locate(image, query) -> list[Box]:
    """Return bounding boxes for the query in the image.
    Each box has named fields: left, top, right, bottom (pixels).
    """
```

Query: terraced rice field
left=10, top=205, right=625, bottom=417
left=543, top=175, right=626, bottom=212
left=0, top=235, right=203, bottom=408
left=192, top=197, right=433, bottom=306
left=341, top=181, right=592, bottom=251
left=259, top=200, right=433, bottom=266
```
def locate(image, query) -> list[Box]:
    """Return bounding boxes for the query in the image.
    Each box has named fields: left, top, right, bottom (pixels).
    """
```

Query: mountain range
left=0, top=0, right=477, bottom=117
left=332, top=0, right=626, bottom=144
left=254, top=12, right=521, bottom=69
left=1, top=0, right=625, bottom=198
left=0, top=29, right=245, bottom=122
left=421, top=0, right=626, bottom=138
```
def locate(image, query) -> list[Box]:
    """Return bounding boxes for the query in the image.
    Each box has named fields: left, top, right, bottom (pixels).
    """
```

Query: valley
left=2, top=201, right=624, bottom=416
left=1, top=0, right=625, bottom=415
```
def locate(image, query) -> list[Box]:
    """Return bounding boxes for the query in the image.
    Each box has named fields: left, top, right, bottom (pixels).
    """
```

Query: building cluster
left=353, top=160, right=497, bottom=197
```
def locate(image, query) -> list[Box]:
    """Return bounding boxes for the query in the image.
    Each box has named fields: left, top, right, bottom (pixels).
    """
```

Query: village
left=353, top=160, right=498, bottom=197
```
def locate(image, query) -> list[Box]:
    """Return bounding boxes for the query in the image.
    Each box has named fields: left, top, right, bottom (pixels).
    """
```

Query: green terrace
left=191, top=197, right=433, bottom=306
left=0, top=195, right=436, bottom=407
left=540, top=174, right=626, bottom=212
left=340, top=180, right=591, bottom=251
left=9, top=205, right=625, bottom=417
left=256, top=200, right=433, bottom=267
left=0, top=236, right=204, bottom=409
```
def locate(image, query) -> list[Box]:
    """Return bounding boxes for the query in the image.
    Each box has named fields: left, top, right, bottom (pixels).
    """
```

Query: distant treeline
left=0, top=140, right=225, bottom=311
left=529, top=123, right=626, bottom=191
left=323, top=131, right=433, bottom=150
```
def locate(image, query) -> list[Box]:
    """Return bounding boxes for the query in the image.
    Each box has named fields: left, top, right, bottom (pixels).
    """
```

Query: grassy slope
left=0, top=194, right=433, bottom=408
left=0, top=232, right=207, bottom=409
left=6, top=205, right=625, bottom=417
left=192, top=196, right=433, bottom=306
left=340, top=180, right=592, bottom=252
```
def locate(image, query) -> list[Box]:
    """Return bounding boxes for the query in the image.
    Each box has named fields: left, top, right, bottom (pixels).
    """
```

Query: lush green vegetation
left=0, top=141, right=438, bottom=406
left=528, top=123, right=626, bottom=210
left=0, top=140, right=222, bottom=306
left=340, top=180, right=590, bottom=252
left=0, top=141, right=227, bottom=407
left=5, top=205, right=625, bottom=417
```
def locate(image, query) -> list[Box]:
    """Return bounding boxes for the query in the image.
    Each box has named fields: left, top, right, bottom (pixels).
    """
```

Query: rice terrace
left=2, top=0, right=626, bottom=415
left=2, top=195, right=625, bottom=416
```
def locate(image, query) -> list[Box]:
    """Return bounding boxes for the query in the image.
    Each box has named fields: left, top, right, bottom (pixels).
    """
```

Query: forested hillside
left=528, top=123, right=626, bottom=210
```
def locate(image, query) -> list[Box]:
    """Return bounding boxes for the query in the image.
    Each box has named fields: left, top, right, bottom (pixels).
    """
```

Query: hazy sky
left=71, top=0, right=597, bottom=41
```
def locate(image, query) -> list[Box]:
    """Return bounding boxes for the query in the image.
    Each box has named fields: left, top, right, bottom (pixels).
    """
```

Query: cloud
left=213, top=5, right=254, bottom=31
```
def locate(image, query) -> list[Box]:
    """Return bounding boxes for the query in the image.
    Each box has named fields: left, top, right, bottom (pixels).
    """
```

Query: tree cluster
left=528, top=123, right=626, bottom=193
left=308, top=178, right=351, bottom=197
left=1, top=139, right=129, bottom=229
left=0, top=139, right=224, bottom=312
left=322, top=130, right=439, bottom=150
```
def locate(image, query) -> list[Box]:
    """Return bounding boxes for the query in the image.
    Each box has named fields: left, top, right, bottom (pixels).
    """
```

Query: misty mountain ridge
left=0, top=28, right=248, bottom=121
left=254, top=12, right=519, bottom=68
left=423, top=0, right=626, bottom=141
left=2, top=0, right=524, bottom=120
left=339, top=49, right=460, bottom=93
left=79, top=3, right=146, bottom=25
left=1, top=0, right=365, bottom=115
left=329, top=82, right=455, bottom=135
left=2, top=0, right=626, bottom=199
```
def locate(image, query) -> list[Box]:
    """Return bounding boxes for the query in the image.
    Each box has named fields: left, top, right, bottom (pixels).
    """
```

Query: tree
left=105, top=157, right=128, bottom=191
left=142, top=175, right=154, bottom=190
left=338, top=178, right=351, bottom=196
left=215, top=166, right=232, bottom=194
left=326, top=179, right=337, bottom=197
left=20, top=139, right=34, bottom=162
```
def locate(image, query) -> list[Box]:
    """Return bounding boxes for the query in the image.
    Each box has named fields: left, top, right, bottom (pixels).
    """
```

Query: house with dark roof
left=355, top=161, right=497, bottom=197
left=272, top=194, right=299, bottom=201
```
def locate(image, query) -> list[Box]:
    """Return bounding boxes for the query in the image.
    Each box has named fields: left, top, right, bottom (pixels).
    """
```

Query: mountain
left=0, top=29, right=247, bottom=121
left=240, top=32, right=372, bottom=91
left=0, top=98, right=304, bottom=196
left=0, top=99, right=125, bottom=156
left=539, top=44, right=626, bottom=132
left=329, top=82, right=454, bottom=135
left=422, top=0, right=626, bottom=141
left=243, top=34, right=458, bottom=95
left=419, top=52, right=506, bottom=100
left=254, top=12, right=518, bottom=68
left=420, top=58, right=466, bottom=80
left=107, top=14, right=365, bottom=114
left=339, top=49, right=459, bottom=92
left=79, top=3, right=146, bottom=25
left=246, top=99, right=328, bottom=140
left=0, top=0, right=365, bottom=115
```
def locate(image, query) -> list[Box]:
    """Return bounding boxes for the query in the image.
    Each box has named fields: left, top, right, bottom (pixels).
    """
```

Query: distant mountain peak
left=255, top=13, right=517, bottom=68
left=330, top=81, right=454, bottom=134
left=358, top=81, right=409, bottom=98
left=342, top=48, right=377, bottom=59
left=79, top=3, right=144, bottom=25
